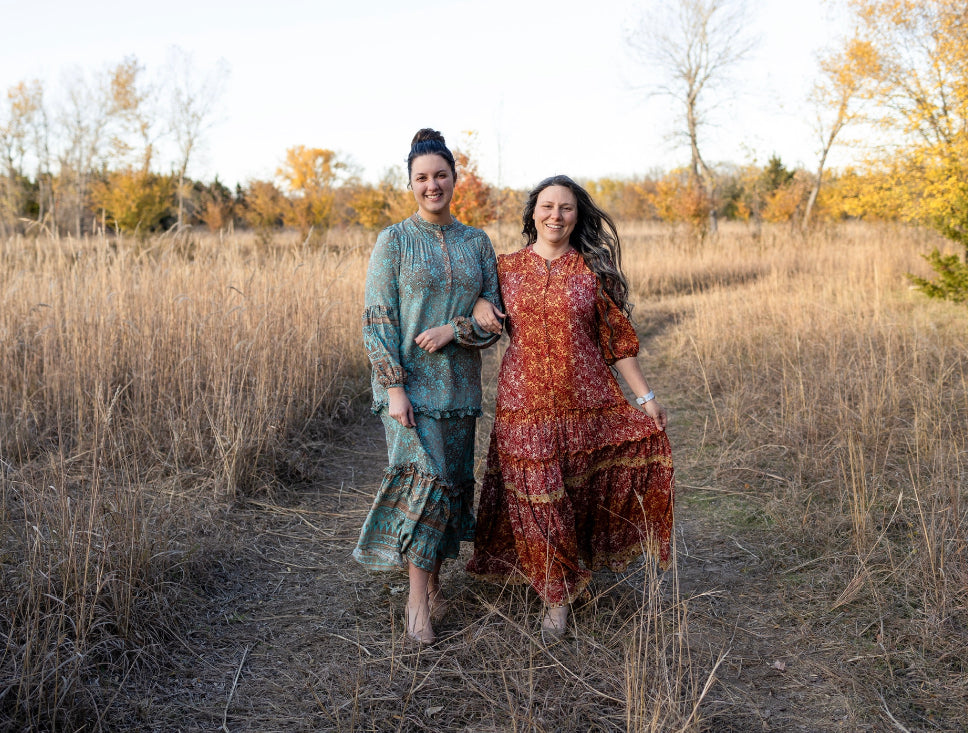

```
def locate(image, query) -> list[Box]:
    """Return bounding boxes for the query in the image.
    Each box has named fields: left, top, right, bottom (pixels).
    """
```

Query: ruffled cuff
left=451, top=316, right=500, bottom=349
left=362, top=304, right=406, bottom=387
left=372, top=359, right=406, bottom=389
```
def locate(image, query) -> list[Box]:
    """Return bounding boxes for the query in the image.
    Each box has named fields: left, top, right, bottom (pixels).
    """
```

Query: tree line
left=1, top=0, right=966, bottom=265
left=628, top=0, right=967, bottom=253
left=0, top=48, right=232, bottom=238
left=0, top=92, right=940, bottom=241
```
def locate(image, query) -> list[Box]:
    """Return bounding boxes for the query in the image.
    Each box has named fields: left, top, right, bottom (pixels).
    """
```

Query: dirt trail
left=118, top=354, right=875, bottom=732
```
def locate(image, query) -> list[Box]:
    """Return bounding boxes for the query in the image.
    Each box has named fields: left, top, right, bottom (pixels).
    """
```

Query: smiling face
left=532, top=185, right=578, bottom=249
left=410, top=153, right=455, bottom=224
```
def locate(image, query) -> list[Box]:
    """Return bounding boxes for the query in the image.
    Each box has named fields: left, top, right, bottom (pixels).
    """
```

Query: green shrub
left=907, top=248, right=968, bottom=303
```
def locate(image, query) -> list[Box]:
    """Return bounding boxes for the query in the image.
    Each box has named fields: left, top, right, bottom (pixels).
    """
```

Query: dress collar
left=526, top=245, right=578, bottom=264
left=410, top=213, right=457, bottom=232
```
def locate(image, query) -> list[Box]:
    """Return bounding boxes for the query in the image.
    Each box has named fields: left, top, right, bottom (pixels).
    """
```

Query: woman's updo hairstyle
left=407, top=128, right=457, bottom=181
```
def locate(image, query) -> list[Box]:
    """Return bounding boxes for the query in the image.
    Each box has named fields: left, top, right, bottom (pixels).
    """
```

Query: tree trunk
left=802, top=167, right=823, bottom=231
left=802, top=126, right=837, bottom=231
left=177, top=172, right=185, bottom=229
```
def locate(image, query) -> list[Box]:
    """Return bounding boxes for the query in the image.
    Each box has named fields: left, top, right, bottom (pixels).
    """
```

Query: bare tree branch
left=628, top=0, right=757, bottom=193
left=166, top=47, right=230, bottom=229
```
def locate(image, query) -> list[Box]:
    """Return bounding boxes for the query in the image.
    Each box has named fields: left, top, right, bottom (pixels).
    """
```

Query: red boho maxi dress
left=466, top=246, right=674, bottom=606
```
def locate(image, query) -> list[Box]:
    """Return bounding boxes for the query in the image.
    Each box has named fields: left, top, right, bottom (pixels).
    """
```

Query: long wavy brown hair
left=522, top=174, right=632, bottom=316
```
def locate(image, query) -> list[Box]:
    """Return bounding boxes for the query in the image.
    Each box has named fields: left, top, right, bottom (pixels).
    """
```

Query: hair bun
left=406, top=128, right=457, bottom=180
left=411, top=128, right=446, bottom=147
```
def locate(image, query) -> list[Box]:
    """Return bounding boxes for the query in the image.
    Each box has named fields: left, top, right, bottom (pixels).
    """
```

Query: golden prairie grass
left=626, top=220, right=967, bottom=727
left=1, top=229, right=371, bottom=488
left=0, top=219, right=965, bottom=730
left=665, top=222, right=966, bottom=599
left=0, top=228, right=371, bottom=726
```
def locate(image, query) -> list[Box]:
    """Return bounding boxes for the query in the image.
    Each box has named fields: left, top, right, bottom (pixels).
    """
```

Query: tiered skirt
left=467, top=404, right=674, bottom=605
left=354, top=411, right=477, bottom=572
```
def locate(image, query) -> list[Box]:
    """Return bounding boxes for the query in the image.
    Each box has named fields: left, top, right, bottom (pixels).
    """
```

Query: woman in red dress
left=467, top=175, right=674, bottom=637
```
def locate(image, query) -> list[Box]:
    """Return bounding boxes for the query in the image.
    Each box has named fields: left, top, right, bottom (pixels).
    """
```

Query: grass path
left=108, top=341, right=900, bottom=732
left=114, top=414, right=872, bottom=732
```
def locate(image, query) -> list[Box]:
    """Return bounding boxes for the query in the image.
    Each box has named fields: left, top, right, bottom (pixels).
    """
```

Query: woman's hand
left=642, top=399, right=668, bottom=431
left=415, top=324, right=455, bottom=353
left=473, top=298, right=505, bottom=334
left=387, top=387, right=415, bottom=428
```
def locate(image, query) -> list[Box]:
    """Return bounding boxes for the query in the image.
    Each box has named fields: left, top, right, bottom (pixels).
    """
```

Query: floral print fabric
left=354, top=214, right=501, bottom=572
left=353, top=412, right=476, bottom=571
left=467, top=247, right=674, bottom=605
left=361, top=214, right=500, bottom=417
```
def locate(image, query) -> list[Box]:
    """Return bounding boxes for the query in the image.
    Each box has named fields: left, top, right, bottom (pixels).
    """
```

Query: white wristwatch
left=635, top=390, right=655, bottom=406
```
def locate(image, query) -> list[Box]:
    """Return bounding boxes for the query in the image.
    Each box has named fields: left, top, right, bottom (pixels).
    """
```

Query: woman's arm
left=593, top=289, right=666, bottom=428
left=414, top=324, right=455, bottom=353
left=386, top=386, right=415, bottom=428
left=363, top=230, right=414, bottom=426
left=473, top=297, right=505, bottom=334
left=613, top=356, right=667, bottom=431
left=449, top=234, right=504, bottom=348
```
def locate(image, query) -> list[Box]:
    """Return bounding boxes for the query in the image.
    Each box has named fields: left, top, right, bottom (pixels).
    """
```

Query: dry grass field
left=1, top=220, right=965, bottom=731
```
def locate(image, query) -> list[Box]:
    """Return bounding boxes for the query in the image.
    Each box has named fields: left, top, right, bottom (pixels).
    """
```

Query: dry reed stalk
left=1, top=227, right=371, bottom=727
left=2, top=220, right=966, bottom=729
left=650, top=220, right=966, bottom=727
left=623, top=542, right=716, bottom=733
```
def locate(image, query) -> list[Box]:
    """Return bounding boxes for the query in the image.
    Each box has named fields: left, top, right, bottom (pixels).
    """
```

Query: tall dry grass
left=0, top=228, right=370, bottom=727
left=0, top=218, right=965, bottom=729
left=619, top=220, right=967, bottom=725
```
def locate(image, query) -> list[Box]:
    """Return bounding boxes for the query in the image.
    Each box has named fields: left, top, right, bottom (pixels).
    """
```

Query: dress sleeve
left=362, top=229, right=406, bottom=387
left=596, top=290, right=640, bottom=365
left=451, top=231, right=503, bottom=349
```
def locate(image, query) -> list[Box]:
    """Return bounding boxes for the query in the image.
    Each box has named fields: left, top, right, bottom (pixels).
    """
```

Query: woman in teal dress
left=353, top=128, right=501, bottom=645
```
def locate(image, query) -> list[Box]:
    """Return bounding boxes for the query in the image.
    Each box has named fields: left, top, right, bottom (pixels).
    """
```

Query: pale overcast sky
left=1, top=0, right=850, bottom=189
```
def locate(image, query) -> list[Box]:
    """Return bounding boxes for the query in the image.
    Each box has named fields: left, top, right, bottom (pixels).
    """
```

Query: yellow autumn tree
left=803, top=36, right=879, bottom=229
left=819, top=165, right=909, bottom=222
left=107, top=56, right=155, bottom=174
left=276, top=145, right=346, bottom=234
left=348, top=184, right=390, bottom=230
left=586, top=177, right=656, bottom=220
left=846, top=0, right=968, bottom=256
left=649, top=169, right=713, bottom=236
left=241, top=179, right=288, bottom=235
left=1, top=80, right=48, bottom=234
left=198, top=178, right=235, bottom=232
left=762, top=175, right=810, bottom=224
left=755, top=159, right=810, bottom=224
left=347, top=167, right=413, bottom=230
left=90, top=169, right=174, bottom=234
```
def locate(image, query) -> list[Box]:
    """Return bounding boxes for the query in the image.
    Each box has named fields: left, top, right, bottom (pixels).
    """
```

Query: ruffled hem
left=354, top=462, right=475, bottom=573
left=370, top=401, right=483, bottom=419
left=467, top=424, right=674, bottom=605
left=467, top=528, right=671, bottom=606
left=494, top=403, right=661, bottom=461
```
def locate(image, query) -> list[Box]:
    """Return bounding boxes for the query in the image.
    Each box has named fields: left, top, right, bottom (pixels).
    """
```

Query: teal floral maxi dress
left=353, top=214, right=501, bottom=573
